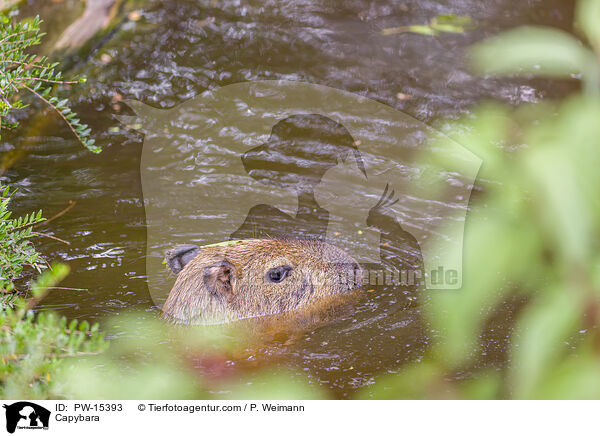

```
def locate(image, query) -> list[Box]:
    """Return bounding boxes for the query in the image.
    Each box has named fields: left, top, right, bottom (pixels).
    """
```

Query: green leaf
left=576, top=0, right=600, bottom=51
left=382, top=24, right=438, bottom=36
left=510, top=286, right=583, bottom=399
left=431, top=15, right=474, bottom=33
left=382, top=14, right=474, bottom=36
left=200, top=239, right=245, bottom=248
left=529, top=350, right=600, bottom=399
left=356, top=362, right=449, bottom=399
left=434, top=14, right=474, bottom=27
left=470, top=26, right=596, bottom=79
left=31, top=264, right=70, bottom=298
left=406, top=25, right=439, bottom=36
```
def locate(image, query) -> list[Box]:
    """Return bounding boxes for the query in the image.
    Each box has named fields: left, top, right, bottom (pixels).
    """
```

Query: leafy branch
left=0, top=13, right=100, bottom=152
left=0, top=185, right=46, bottom=292
left=0, top=195, right=106, bottom=398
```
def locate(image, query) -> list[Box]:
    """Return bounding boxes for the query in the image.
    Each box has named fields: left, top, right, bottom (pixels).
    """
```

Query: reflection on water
left=2, top=0, right=575, bottom=397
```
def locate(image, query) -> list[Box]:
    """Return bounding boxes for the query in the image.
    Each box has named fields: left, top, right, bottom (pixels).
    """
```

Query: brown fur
left=162, top=238, right=363, bottom=325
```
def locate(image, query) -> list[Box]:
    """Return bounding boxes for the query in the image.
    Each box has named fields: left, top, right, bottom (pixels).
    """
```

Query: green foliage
left=361, top=0, right=600, bottom=399
left=1, top=266, right=107, bottom=399
left=0, top=12, right=99, bottom=152
left=0, top=185, right=45, bottom=292
left=0, top=186, right=106, bottom=399
left=471, top=27, right=597, bottom=82
left=471, top=0, right=600, bottom=95
left=54, top=312, right=323, bottom=400
left=575, top=0, right=600, bottom=53
left=359, top=100, right=600, bottom=399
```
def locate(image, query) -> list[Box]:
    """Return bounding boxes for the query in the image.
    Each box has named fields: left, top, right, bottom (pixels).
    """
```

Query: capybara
left=162, top=239, right=363, bottom=325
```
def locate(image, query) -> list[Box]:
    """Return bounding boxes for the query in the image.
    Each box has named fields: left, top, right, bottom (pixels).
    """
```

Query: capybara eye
left=266, top=265, right=292, bottom=283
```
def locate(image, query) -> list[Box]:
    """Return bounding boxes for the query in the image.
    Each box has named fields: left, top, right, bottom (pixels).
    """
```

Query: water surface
left=2, top=0, right=575, bottom=397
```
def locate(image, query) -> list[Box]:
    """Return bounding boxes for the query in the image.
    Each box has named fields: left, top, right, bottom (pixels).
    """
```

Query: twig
left=32, top=232, right=71, bottom=245
left=15, top=76, right=81, bottom=85
left=45, top=286, right=88, bottom=292
left=2, top=37, right=39, bottom=55
left=34, top=200, right=76, bottom=227
left=0, top=59, right=50, bottom=70
left=0, top=29, right=32, bottom=45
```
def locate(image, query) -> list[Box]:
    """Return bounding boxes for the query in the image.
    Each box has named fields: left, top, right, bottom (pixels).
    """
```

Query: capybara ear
left=165, top=244, right=201, bottom=274
left=203, top=260, right=236, bottom=300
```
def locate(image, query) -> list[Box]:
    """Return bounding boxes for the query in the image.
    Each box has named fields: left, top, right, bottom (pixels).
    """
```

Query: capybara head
left=162, top=239, right=363, bottom=324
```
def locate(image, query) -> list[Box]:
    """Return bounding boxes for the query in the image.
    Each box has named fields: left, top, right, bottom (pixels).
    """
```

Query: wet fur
left=162, top=238, right=362, bottom=325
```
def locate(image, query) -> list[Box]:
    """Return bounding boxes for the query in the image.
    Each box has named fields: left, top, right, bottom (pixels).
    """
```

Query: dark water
left=2, top=0, right=575, bottom=397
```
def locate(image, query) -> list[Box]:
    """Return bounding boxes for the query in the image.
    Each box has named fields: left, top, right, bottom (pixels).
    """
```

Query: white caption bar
left=0, top=400, right=595, bottom=435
